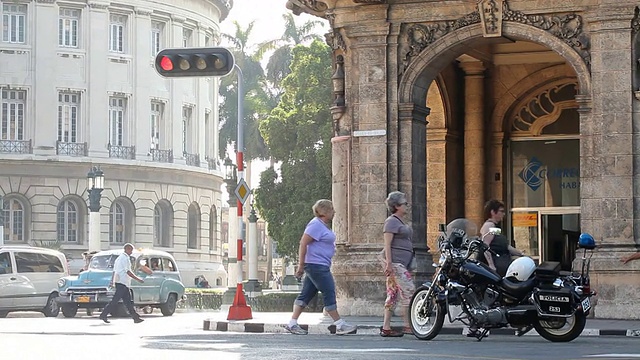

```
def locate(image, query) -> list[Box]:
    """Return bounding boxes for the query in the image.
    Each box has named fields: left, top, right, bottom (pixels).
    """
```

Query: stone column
left=459, top=60, right=486, bottom=228
left=488, top=132, right=505, bottom=201
left=87, top=2, right=110, bottom=157
left=583, top=6, right=636, bottom=319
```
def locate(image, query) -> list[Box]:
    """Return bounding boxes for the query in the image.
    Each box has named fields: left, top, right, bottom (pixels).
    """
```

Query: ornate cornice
left=134, top=7, right=153, bottom=16
left=88, top=1, right=109, bottom=10
left=35, top=0, right=56, bottom=4
left=211, top=0, right=233, bottom=22
left=286, top=0, right=328, bottom=17
left=400, top=1, right=591, bottom=76
left=353, top=0, right=386, bottom=3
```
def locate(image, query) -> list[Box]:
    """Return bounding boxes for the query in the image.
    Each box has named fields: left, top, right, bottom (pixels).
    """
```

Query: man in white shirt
left=99, top=243, right=145, bottom=323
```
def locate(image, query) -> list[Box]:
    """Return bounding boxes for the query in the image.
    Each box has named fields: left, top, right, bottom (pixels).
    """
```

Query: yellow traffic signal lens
left=179, top=58, right=190, bottom=70
left=195, top=57, right=207, bottom=70
left=213, top=57, right=225, bottom=70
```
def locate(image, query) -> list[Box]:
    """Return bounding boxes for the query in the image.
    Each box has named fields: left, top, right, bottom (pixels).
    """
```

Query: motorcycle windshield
left=445, top=218, right=479, bottom=248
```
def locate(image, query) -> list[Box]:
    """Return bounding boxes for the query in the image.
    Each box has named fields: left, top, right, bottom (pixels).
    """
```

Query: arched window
left=2, top=196, right=26, bottom=243
left=209, top=206, right=217, bottom=251
left=153, top=200, right=173, bottom=247
left=187, top=202, right=200, bottom=249
left=57, top=199, right=78, bottom=242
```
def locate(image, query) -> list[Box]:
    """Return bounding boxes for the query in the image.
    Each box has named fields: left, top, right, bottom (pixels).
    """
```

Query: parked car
left=0, top=245, right=69, bottom=318
left=57, top=248, right=185, bottom=318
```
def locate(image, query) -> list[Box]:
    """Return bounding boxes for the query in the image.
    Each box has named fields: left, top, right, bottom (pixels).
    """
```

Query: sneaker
left=133, top=318, right=144, bottom=324
left=99, top=316, right=110, bottom=324
left=336, top=322, right=357, bottom=335
left=285, top=324, right=308, bottom=335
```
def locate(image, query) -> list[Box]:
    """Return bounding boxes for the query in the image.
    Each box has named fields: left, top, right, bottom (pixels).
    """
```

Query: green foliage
left=34, top=240, right=63, bottom=251
left=255, top=40, right=333, bottom=260
left=179, top=290, right=223, bottom=310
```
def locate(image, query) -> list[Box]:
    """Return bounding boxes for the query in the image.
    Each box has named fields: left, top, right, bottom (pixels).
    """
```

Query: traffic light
left=154, top=47, right=234, bottom=78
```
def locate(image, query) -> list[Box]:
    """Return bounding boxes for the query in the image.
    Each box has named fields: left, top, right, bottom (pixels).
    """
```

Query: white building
left=0, top=0, right=233, bottom=286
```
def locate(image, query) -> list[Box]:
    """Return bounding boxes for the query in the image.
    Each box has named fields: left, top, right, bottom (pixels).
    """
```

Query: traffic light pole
left=227, top=64, right=252, bottom=320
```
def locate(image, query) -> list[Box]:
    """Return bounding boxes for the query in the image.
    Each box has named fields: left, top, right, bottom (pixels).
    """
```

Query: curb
left=202, top=320, right=640, bottom=337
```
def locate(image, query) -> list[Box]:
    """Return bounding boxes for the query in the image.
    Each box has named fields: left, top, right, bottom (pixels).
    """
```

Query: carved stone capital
left=88, top=1, right=109, bottom=10
left=134, top=7, right=153, bottom=16
left=325, top=30, right=347, bottom=52
left=171, top=15, right=186, bottom=24
left=286, top=0, right=329, bottom=17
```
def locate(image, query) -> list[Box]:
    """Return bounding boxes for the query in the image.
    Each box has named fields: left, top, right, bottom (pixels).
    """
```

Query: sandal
left=380, top=328, right=404, bottom=337
left=403, top=326, right=413, bottom=335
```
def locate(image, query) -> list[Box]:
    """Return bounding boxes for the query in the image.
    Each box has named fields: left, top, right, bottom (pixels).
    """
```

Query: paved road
left=2, top=312, right=639, bottom=360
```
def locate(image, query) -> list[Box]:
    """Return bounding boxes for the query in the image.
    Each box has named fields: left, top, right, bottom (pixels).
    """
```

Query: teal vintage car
left=57, top=248, right=185, bottom=318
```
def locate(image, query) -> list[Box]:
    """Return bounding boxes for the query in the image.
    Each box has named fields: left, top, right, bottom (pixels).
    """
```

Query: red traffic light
left=160, top=56, right=173, bottom=71
left=154, top=47, right=234, bottom=78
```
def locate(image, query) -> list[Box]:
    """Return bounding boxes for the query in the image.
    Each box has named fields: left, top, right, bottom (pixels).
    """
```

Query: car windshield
left=89, top=255, right=118, bottom=270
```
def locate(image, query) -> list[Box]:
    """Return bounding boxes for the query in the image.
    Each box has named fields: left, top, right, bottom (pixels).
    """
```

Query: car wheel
left=142, top=306, right=153, bottom=314
left=62, top=305, right=78, bottom=318
left=42, top=294, right=60, bottom=317
left=160, top=294, right=177, bottom=316
left=0, top=311, right=8, bottom=318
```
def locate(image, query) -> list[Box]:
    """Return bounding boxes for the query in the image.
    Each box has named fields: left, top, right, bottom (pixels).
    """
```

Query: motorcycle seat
left=500, top=277, right=536, bottom=298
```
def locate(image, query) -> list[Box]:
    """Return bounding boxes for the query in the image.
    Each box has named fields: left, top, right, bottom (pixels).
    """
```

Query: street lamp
left=87, top=166, right=105, bottom=252
left=223, top=157, right=237, bottom=207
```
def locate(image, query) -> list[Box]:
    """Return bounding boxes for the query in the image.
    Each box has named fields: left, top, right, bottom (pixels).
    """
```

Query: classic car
left=56, top=248, right=185, bottom=318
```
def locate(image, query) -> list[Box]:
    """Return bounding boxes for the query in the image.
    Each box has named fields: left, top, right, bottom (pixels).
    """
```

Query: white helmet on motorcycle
left=505, top=256, right=536, bottom=281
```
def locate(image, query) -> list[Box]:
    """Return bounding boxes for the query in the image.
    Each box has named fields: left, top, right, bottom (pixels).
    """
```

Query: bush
left=178, top=289, right=325, bottom=312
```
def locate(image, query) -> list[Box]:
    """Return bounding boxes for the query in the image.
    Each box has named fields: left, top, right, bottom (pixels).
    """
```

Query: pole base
left=221, top=286, right=237, bottom=305
left=227, top=284, right=252, bottom=320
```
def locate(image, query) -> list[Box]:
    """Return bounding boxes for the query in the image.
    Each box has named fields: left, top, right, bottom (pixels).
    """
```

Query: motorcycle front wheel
left=410, top=285, right=445, bottom=340
left=533, top=311, right=587, bottom=342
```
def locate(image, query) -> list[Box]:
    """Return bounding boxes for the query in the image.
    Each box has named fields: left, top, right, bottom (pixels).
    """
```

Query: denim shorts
left=294, top=263, right=337, bottom=311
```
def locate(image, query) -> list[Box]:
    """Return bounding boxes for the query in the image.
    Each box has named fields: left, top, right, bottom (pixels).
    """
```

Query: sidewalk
left=202, top=311, right=640, bottom=337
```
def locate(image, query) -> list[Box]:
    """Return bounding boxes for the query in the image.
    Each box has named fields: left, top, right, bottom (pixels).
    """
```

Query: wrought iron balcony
left=150, top=149, right=173, bottom=163
left=56, top=141, right=87, bottom=156
left=0, top=139, right=32, bottom=154
left=108, top=144, right=136, bottom=160
left=206, top=157, right=219, bottom=170
left=184, top=152, right=200, bottom=167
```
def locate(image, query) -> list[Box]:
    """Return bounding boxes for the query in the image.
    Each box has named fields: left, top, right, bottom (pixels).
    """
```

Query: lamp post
left=87, top=166, right=105, bottom=252
left=222, top=157, right=239, bottom=306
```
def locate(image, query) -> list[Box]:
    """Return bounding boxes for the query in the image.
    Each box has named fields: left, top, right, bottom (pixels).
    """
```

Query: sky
left=217, top=1, right=327, bottom=191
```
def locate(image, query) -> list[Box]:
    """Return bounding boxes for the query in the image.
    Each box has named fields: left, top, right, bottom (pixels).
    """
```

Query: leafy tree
left=255, top=40, right=333, bottom=260
left=218, top=21, right=274, bottom=161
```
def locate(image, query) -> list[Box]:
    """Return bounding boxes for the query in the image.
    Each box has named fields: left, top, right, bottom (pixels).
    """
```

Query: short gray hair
left=312, top=199, right=333, bottom=217
left=123, top=243, right=134, bottom=251
left=386, top=191, right=406, bottom=213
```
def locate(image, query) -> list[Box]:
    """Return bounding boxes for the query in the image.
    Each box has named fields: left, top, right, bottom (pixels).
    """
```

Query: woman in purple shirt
left=285, top=199, right=357, bottom=335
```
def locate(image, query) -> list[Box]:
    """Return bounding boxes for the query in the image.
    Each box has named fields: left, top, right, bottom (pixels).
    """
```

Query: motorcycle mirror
left=489, top=227, right=502, bottom=236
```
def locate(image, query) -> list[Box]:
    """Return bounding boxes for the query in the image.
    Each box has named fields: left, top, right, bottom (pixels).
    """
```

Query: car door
left=12, top=251, right=42, bottom=307
left=0, top=251, right=16, bottom=309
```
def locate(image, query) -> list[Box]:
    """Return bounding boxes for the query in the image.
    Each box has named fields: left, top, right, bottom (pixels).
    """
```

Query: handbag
left=408, top=251, right=417, bottom=271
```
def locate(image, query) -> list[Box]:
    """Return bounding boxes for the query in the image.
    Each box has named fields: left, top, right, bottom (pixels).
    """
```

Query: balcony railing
left=109, top=144, right=136, bottom=160
left=184, top=152, right=200, bottom=167
left=150, top=149, right=173, bottom=163
left=0, top=139, right=32, bottom=154
left=56, top=141, right=87, bottom=156
left=206, top=157, right=219, bottom=170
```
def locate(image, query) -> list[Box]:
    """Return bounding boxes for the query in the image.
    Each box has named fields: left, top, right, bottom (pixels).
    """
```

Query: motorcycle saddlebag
left=534, top=287, right=574, bottom=316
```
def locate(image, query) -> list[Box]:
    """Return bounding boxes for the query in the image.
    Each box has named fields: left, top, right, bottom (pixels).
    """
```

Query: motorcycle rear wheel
left=410, top=285, right=445, bottom=340
left=534, top=311, right=587, bottom=342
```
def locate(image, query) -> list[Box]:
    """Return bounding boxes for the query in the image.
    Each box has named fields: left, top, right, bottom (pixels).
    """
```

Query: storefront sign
left=512, top=212, right=537, bottom=227
left=518, top=157, right=579, bottom=191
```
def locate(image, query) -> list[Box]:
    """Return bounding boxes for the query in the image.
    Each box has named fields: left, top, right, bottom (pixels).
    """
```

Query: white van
left=0, top=246, right=69, bottom=318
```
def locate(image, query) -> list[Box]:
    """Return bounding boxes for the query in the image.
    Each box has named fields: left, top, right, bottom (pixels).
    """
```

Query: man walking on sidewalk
left=99, top=243, right=146, bottom=324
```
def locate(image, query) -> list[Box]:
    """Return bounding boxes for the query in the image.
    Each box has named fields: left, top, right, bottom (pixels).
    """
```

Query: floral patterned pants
left=384, top=263, right=416, bottom=310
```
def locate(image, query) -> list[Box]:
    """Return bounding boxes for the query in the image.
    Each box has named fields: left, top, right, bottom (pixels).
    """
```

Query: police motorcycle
left=409, top=218, right=597, bottom=342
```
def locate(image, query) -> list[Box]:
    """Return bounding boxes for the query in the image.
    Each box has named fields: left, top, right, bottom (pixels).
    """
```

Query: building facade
left=0, top=0, right=233, bottom=285
left=287, top=0, right=640, bottom=318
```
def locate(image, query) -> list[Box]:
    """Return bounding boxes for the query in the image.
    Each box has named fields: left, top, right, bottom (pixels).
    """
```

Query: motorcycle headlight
left=57, top=278, right=66, bottom=288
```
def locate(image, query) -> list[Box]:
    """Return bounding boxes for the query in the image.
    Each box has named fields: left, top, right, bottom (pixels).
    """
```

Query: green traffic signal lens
left=179, top=58, right=190, bottom=70
left=213, top=56, right=225, bottom=70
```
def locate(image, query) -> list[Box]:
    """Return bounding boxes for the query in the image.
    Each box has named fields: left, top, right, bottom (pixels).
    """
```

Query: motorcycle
left=409, top=218, right=596, bottom=342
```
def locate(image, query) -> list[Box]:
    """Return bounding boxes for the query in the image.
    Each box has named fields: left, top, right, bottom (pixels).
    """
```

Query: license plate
left=581, top=297, right=591, bottom=312
left=76, top=296, right=90, bottom=303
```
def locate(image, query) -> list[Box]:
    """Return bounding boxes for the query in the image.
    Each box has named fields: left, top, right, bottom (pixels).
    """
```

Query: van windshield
left=89, top=255, right=118, bottom=270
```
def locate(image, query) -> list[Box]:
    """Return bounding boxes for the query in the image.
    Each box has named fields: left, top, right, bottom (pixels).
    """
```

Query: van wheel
left=42, top=294, right=60, bottom=317
left=160, top=294, right=177, bottom=316
left=0, top=311, right=8, bottom=318
left=62, top=305, right=78, bottom=318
